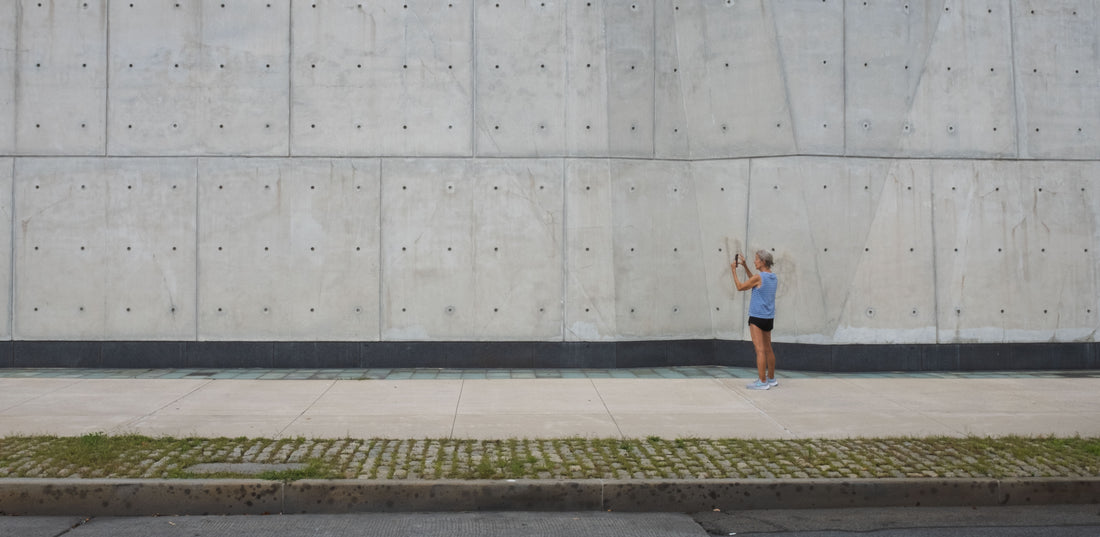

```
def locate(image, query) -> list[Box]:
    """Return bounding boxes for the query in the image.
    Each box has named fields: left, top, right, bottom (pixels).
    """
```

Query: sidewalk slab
left=457, top=379, right=606, bottom=414
left=611, top=412, right=786, bottom=439
left=0, top=376, right=1098, bottom=439
left=0, top=378, right=83, bottom=411
left=303, top=380, right=463, bottom=416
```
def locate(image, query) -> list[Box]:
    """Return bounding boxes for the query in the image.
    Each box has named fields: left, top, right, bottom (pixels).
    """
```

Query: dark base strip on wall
left=1, top=340, right=1097, bottom=372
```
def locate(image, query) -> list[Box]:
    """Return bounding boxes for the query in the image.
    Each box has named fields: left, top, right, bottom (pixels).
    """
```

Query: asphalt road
left=3, top=506, right=1099, bottom=537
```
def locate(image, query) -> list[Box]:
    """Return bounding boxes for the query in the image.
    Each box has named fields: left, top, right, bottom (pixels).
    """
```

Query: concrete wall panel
left=107, top=0, right=203, bottom=155
left=381, top=159, right=563, bottom=341
left=564, top=0, right=610, bottom=158
left=748, top=158, right=890, bottom=343
left=470, top=159, right=564, bottom=339
left=606, top=0, right=654, bottom=158
left=197, top=159, right=380, bottom=341
left=109, top=1, right=289, bottom=156
left=933, top=160, right=1099, bottom=343
left=1013, top=0, right=1100, bottom=159
left=657, top=0, right=795, bottom=159
left=476, top=0, right=565, bottom=156
left=14, top=158, right=196, bottom=340
left=896, top=0, right=1017, bottom=158
left=16, top=0, right=107, bottom=155
left=611, top=160, right=710, bottom=339
left=772, top=0, right=845, bottom=156
left=390, top=1, right=473, bottom=156
left=845, top=0, right=945, bottom=157
left=566, top=159, right=751, bottom=341
left=0, top=2, right=15, bottom=153
left=834, top=160, right=936, bottom=344
left=292, top=1, right=472, bottom=157
left=381, top=159, right=476, bottom=340
left=690, top=160, right=751, bottom=340
left=651, top=2, right=689, bottom=160
left=15, top=159, right=105, bottom=338
left=847, top=0, right=1019, bottom=158
left=565, top=159, right=616, bottom=341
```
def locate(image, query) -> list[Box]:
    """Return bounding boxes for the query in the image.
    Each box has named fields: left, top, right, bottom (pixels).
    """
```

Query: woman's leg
left=761, top=329, right=775, bottom=380
left=749, top=324, right=767, bottom=382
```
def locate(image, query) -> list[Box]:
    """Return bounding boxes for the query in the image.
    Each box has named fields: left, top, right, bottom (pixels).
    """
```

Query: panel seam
left=287, top=1, right=293, bottom=157
left=560, top=158, right=567, bottom=342
left=560, top=1, right=569, bottom=342
left=13, top=0, right=22, bottom=152
left=768, top=2, right=798, bottom=153
left=1008, top=1, right=1021, bottom=159
left=602, top=3, right=611, bottom=154
left=841, top=0, right=847, bottom=156
left=650, top=0, right=656, bottom=158
left=377, top=158, right=384, bottom=344
left=193, top=158, right=200, bottom=343
left=895, top=2, right=945, bottom=156
left=7, top=158, right=15, bottom=340
left=930, top=162, right=940, bottom=345
left=470, top=2, right=478, bottom=157
left=104, top=0, right=111, bottom=156
left=742, top=159, right=754, bottom=342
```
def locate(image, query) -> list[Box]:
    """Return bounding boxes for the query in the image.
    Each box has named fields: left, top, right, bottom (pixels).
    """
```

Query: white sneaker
left=767, top=378, right=778, bottom=387
left=746, top=380, right=770, bottom=390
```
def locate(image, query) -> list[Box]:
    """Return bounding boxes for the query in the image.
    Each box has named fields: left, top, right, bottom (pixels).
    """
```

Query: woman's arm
left=740, top=255, right=754, bottom=279
left=731, top=259, right=761, bottom=292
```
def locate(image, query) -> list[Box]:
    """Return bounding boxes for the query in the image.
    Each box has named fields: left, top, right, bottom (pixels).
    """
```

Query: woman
left=731, top=250, right=778, bottom=390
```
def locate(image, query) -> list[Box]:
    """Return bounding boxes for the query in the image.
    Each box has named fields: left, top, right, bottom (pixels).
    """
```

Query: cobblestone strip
left=0, top=436, right=1097, bottom=480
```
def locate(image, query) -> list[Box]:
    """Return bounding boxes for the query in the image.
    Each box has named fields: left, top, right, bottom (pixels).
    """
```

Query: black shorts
left=748, top=316, right=774, bottom=332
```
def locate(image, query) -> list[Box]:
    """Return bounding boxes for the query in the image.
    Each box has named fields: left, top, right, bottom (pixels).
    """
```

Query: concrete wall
left=1, top=1, right=1097, bottom=352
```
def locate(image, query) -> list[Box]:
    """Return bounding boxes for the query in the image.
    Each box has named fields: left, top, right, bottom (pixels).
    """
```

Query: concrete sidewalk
left=2, top=371, right=1100, bottom=516
left=2, top=373, right=1098, bottom=439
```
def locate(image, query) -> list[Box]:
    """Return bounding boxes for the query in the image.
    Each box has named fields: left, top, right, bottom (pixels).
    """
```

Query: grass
left=1, top=434, right=1098, bottom=481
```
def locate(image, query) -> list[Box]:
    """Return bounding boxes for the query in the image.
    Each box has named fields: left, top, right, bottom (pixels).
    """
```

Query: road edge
left=2, top=477, right=1098, bottom=515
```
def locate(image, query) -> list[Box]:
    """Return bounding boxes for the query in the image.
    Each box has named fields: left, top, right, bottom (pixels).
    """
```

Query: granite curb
left=1, top=478, right=1098, bottom=516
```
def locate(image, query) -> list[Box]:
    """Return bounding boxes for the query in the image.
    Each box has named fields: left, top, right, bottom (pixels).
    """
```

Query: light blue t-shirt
left=748, top=271, right=777, bottom=319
